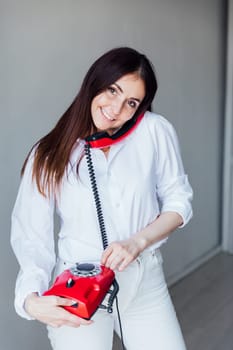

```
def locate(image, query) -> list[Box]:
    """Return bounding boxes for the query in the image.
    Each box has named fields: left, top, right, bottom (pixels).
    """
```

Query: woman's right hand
left=24, top=292, right=93, bottom=328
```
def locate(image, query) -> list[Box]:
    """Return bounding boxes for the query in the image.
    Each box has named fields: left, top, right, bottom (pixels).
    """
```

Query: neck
left=101, top=146, right=110, bottom=157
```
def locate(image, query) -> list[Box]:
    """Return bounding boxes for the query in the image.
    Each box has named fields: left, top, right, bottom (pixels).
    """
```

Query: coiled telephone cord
left=84, top=143, right=125, bottom=350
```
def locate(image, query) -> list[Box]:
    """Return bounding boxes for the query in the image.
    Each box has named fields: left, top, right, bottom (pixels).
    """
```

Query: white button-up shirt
left=11, top=111, right=193, bottom=319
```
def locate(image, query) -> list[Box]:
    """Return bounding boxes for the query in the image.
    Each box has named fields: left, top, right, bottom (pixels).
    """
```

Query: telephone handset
left=85, top=112, right=144, bottom=148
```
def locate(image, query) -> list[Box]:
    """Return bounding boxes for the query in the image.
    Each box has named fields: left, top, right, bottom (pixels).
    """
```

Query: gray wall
left=1, top=0, right=226, bottom=349
left=223, top=0, right=233, bottom=253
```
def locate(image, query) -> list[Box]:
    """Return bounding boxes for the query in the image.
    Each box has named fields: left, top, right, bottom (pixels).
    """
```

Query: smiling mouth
left=101, top=108, right=116, bottom=121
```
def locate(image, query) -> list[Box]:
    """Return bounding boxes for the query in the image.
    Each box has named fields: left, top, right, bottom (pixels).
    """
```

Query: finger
left=118, top=256, right=133, bottom=271
left=49, top=323, right=60, bottom=328
left=79, top=319, right=93, bottom=326
left=60, top=317, right=82, bottom=328
left=55, top=299, right=94, bottom=325
left=56, top=307, right=94, bottom=326
left=101, top=246, right=114, bottom=265
left=63, top=321, right=80, bottom=328
left=106, top=253, right=125, bottom=270
left=50, top=318, right=93, bottom=328
left=65, top=314, right=93, bottom=327
left=103, top=245, right=125, bottom=268
left=55, top=296, right=78, bottom=307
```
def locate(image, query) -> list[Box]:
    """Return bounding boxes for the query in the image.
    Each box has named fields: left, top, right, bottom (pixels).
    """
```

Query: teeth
left=101, top=108, right=115, bottom=121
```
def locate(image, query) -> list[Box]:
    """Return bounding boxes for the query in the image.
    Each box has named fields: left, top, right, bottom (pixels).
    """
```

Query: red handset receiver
left=85, top=112, right=144, bottom=148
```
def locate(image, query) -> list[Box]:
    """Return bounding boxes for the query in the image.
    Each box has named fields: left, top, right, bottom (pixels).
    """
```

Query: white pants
left=47, top=249, right=186, bottom=350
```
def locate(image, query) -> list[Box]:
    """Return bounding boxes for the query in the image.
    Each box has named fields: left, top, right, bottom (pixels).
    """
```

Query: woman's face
left=91, top=73, right=145, bottom=135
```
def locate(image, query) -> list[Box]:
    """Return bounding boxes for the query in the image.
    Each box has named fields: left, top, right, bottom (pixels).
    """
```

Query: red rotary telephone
left=43, top=262, right=118, bottom=319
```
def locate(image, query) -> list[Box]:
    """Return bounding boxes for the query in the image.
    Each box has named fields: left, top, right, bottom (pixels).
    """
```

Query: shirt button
left=115, top=202, right=120, bottom=208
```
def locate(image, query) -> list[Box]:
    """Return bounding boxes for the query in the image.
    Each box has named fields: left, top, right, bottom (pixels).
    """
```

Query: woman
left=11, top=47, right=193, bottom=349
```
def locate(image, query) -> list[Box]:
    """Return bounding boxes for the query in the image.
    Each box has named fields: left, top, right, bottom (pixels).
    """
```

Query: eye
left=128, top=100, right=138, bottom=109
left=107, top=86, right=117, bottom=95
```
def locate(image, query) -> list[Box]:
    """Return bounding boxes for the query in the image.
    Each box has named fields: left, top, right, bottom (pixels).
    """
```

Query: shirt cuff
left=161, top=202, right=193, bottom=228
left=14, top=273, right=49, bottom=320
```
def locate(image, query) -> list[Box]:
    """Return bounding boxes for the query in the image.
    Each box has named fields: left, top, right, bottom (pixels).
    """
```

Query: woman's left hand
left=101, top=237, right=145, bottom=271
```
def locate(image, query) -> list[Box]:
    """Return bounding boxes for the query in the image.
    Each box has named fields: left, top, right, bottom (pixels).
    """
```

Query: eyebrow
left=113, top=83, right=141, bottom=103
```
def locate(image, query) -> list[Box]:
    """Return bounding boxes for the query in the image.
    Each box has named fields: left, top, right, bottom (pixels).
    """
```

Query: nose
left=111, top=99, right=124, bottom=115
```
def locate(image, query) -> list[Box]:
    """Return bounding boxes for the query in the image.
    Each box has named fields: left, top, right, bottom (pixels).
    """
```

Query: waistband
left=137, top=248, right=163, bottom=264
left=57, top=248, right=162, bottom=268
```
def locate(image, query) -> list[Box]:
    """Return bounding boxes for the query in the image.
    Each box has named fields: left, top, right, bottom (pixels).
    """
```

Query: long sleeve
left=11, top=153, right=56, bottom=319
left=153, top=116, right=193, bottom=227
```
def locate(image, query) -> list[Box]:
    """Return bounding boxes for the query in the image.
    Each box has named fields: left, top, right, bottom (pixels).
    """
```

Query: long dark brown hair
left=22, top=47, right=158, bottom=196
